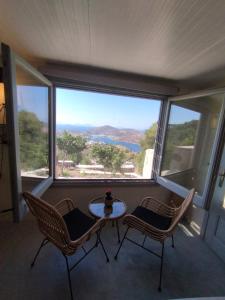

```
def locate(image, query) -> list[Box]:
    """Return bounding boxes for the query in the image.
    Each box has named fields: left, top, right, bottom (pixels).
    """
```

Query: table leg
left=116, top=220, right=120, bottom=243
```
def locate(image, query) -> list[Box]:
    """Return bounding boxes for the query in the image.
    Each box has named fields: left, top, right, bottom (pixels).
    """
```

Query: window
left=2, top=43, right=53, bottom=221
left=16, top=63, right=51, bottom=191
left=160, top=93, right=224, bottom=198
left=56, top=88, right=161, bottom=180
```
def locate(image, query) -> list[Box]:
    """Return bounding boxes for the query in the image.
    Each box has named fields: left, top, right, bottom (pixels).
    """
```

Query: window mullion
left=152, top=99, right=169, bottom=179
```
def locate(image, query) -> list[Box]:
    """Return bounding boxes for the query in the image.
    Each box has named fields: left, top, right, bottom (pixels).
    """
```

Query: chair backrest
left=23, top=192, right=70, bottom=250
left=169, top=188, right=195, bottom=232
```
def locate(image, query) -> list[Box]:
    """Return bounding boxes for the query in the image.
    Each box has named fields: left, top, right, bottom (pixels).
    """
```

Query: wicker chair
left=114, top=188, right=195, bottom=291
left=23, top=191, right=109, bottom=300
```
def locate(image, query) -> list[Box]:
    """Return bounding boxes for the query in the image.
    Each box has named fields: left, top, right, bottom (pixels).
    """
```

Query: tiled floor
left=1, top=213, right=225, bottom=300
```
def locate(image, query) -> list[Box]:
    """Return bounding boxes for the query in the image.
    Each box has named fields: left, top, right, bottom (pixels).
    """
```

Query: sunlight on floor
left=178, top=223, right=194, bottom=237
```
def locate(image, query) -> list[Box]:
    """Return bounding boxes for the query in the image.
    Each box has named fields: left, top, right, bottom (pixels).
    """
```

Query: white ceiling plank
left=0, top=0, right=225, bottom=88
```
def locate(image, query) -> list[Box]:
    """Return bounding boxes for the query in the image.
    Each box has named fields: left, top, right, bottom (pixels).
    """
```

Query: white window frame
left=2, top=43, right=54, bottom=222
left=156, top=88, right=225, bottom=207
left=53, top=84, right=166, bottom=185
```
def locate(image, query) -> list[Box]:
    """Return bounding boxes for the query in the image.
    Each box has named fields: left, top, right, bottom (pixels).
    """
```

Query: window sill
left=53, top=178, right=157, bottom=187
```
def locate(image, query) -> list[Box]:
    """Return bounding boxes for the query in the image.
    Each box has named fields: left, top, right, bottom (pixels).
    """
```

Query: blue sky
left=16, top=86, right=201, bottom=130
left=170, top=105, right=200, bottom=124
left=56, top=88, right=161, bottom=130
left=17, top=86, right=48, bottom=122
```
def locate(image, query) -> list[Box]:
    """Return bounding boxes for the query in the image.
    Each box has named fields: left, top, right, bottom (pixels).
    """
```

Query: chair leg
left=142, top=235, right=147, bottom=247
left=114, top=227, right=129, bottom=260
left=30, top=238, right=48, bottom=268
left=63, top=254, right=74, bottom=300
left=95, top=232, right=99, bottom=247
left=116, top=220, right=121, bottom=243
left=171, top=234, right=175, bottom=248
left=82, top=246, right=87, bottom=254
left=158, top=242, right=164, bottom=292
left=97, top=232, right=110, bottom=263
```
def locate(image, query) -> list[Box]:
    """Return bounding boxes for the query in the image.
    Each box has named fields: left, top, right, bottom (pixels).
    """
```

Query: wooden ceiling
left=0, top=0, right=225, bottom=89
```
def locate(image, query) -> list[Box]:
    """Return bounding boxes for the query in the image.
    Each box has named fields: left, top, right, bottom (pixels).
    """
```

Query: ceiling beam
left=40, top=63, right=179, bottom=97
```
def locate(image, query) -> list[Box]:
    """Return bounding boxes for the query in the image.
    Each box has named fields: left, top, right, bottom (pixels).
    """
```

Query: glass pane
left=161, top=94, right=224, bottom=195
left=16, top=64, right=49, bottom=191
left=56, top=88, right=161, bottom=179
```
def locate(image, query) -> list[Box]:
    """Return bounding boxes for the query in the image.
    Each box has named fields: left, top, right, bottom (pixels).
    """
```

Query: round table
left=88, top=196, right=127, bottom=243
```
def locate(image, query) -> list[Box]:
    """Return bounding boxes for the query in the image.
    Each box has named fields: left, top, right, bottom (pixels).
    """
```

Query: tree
left=162, top=120, right=198, bottom=169
left=136, top=122, right=158, bottom=174
left=91, top=143, right=126, bottom=173
left=19, top=110, right=48, bottom=171
left=140, top=122, right=158, bottom=150
left=57, top=131, right=87, bottom=173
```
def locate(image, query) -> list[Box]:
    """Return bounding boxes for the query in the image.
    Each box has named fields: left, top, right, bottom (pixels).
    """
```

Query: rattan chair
left=114, top=188, right=195, bottom=291
left=23, top=191, right=109, bottom=300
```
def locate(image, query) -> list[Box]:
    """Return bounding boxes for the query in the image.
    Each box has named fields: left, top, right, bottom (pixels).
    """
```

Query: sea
left=90, top=136, right=141, bottom=153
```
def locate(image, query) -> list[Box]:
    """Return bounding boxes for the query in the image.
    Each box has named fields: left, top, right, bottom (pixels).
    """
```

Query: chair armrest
left=123, top=214, right=167, bottom=241
left=140, top=197, right=179, bottom=218
left=87, top=218, right=106, bottom=235
left=54, top=198, right=76, bottom=216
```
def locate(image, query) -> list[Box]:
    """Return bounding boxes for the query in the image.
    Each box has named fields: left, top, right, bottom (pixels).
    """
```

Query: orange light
left=0, top=83, right=6, bottom=124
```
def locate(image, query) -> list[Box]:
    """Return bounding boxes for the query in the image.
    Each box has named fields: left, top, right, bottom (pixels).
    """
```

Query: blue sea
left=90, top=136, right=141, bottom=153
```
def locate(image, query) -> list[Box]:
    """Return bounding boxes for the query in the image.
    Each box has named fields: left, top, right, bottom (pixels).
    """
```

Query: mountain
left=56, top=124, right=93, bottom=133
left=87, top=125, right=144, bottom=143
left=56, top=124, right=144, bottom=144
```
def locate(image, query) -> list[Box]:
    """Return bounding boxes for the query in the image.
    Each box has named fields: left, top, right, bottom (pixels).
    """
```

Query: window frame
left=16, top=55, right=54, bottom=190
left=156, top=88, right=225, bottom=208
left=53, top=83, right=166, bottom=185
left=2, top=43, right=54, bottom=221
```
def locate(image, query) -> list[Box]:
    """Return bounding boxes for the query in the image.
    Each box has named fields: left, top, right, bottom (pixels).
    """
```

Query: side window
left=159, top=94, right=224, bottom=203
left=2, top=43, right=53, bottom=222
left=16, top=63, right=50, bottom=191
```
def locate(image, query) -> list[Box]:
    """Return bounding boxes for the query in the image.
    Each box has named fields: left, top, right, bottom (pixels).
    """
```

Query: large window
left=160, top=94, right=224, bottom=197
left=56, top=88, right=161, bottom=180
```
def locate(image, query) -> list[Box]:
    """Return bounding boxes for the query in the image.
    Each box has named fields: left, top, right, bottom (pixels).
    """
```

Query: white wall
left=42, top=182, right=207, bottom=236
left=43, top=183, right=172, bottom=214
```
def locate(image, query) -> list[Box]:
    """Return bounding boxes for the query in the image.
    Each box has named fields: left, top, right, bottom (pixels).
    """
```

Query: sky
left=56, top=88, right=161, bottom=130
left=170, top=105, right=200, bottom=124
left=16, top=86, right=201, bottom=130
left=17, top=86, right=48, bottom=122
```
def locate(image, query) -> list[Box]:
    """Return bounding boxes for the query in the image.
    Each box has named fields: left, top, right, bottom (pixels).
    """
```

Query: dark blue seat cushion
left=63, top=208, right=96, bottom=241
left=132, top=206, right=171, bottom=230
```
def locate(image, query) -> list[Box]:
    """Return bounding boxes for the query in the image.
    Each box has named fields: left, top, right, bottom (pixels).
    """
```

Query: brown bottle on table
left=105, top=190, right=113, bottom=208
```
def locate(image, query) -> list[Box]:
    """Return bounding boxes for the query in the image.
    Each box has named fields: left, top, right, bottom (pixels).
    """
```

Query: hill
left=56, top=124, right=144, bottom=144
left=87, top=125, right=144, bottom=143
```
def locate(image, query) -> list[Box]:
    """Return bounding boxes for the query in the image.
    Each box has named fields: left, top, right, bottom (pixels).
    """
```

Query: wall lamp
left=0, top=66, right=6, bottom=125
left=0, top=68, right=7, bottom=144
left=0, top=82, right=5, bottom=124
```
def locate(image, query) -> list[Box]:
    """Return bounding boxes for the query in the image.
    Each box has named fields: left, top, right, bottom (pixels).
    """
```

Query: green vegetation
left=91, top=143, right=127, bottom=173
left=19, top=109, right=197, bottom=179
left=135, top=119, right=198, bottom=175
left=57, top=131, right=87, bottom=173
left=19, top=110, right=48, bottom=172
left=136, top=122, right=158, bottom=174
left=140, top=122, right=158, bottom=150
left=56, top=132, right=130, bottom=176
left=162, top=120, right=198, bottom=169
left=62, top=170, right=70, bottom=177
